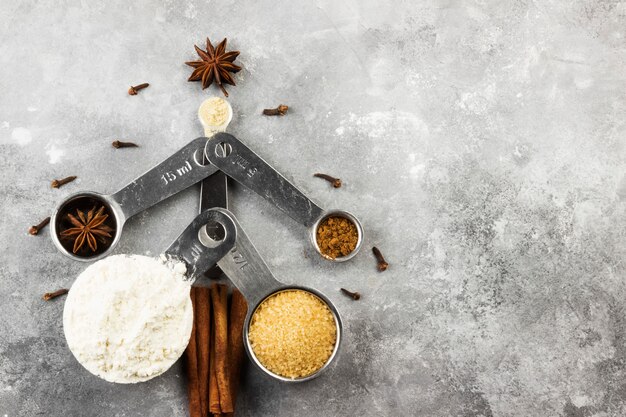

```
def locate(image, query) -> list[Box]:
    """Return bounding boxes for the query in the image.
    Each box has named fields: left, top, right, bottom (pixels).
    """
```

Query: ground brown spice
left=316, top=216, right=358, bottom=259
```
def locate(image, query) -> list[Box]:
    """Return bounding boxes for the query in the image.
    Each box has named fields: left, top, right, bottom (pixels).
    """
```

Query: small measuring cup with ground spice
left=316, top=215, right=359, bottom=259
left=205, top=133, right=364, bottom=262
left=201, top=208, right=343, bottom=381
left=50, top=137, right=222, bottom=261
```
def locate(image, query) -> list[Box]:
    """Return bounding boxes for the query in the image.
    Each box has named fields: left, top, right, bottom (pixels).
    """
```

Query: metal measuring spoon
left=163, top=208, right=237, bottom=278
left=179, top=207, right=343, bottom=382
left=204, top=133, right=364, bottom=262
left=51, top=137, right=220, bottom=262
left=198, top=97, right=232, bottom=277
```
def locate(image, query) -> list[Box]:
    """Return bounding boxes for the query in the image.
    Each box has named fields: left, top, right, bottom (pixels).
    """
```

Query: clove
left=51, top=176, right=77, bottom=189
left=372, top=246, right=388, bottom=271
left=128, top=83, right=150, bottom=95
left=112, top=140, right=139, bottom=149
left=313, top=173, right=342, bottom=188
left=42, top=288, right=69, bottom=301
left=262, top=104, right=288, bottom=116
left=29, top=216, right=51, bottom=235
left=340, top=288, right=361, bottom=300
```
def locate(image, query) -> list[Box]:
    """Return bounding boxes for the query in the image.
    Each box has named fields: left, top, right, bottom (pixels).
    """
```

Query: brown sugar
left=248, top=290, right=337, bottom=379
left=316, top=216, right=358, bottom=259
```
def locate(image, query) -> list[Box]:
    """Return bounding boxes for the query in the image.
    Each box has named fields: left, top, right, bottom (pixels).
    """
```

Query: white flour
left=63, top=254, right=193, bottom=383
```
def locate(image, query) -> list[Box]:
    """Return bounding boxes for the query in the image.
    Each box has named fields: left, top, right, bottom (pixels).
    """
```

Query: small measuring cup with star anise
left=51, top=138, right=220, bottom=261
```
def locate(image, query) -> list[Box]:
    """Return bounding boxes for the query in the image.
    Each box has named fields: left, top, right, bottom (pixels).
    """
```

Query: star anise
left=60, top=206, right=113, bottom=254
left=185, top=37, right=241, bottom=97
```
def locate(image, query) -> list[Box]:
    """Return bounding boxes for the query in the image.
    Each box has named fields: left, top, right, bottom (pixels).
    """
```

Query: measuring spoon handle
left=206, top=134, right=324, bottom=228
left=164, top=209, right=237, bottom=280
left=111, top=137, right=219, bottom=220
left=213, top=208, right=283, bottom=308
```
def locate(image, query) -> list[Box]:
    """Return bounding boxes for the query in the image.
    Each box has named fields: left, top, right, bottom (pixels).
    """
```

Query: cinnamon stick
left=185, top=288, right=202, bottom=417
left=209, top=321, right=221, bottom=414
left=226, top=289, right=248, bottom=415
left=211, top=283, right=233, bottom=413
left=195, top=287, right=211, bottom=417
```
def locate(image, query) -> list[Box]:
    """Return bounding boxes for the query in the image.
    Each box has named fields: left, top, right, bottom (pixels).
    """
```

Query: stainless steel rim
left=243, top=286, right=343, bottom=383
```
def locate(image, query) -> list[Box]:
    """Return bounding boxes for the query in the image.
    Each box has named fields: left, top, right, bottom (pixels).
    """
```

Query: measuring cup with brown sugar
left=50, top=138, right=220, bottom=262
left=205, top=133, right=364, bottom=262
left=191, top=208, right=343, bottom=382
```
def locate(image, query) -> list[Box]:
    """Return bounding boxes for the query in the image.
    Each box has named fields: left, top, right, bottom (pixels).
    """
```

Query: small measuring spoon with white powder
left=63, top=209, right=237, bottom=383
left=198, top=96, right=233, bottom=135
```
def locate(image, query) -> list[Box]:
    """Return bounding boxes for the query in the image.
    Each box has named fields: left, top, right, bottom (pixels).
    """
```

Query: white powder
left=63, top=254, right=193, bottom=383
left=198, top=97, right=232, bottom=136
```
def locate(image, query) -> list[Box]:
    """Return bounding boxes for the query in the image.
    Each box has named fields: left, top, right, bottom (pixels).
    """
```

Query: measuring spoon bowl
left=205, top=134, right=363, bottom=262
left=311, top=209, right=363, bottom=262
left=243, top=286, right=343, bottom=383
left=50, top=191, right=122, bottom=262
left=51, top=137, right=219, bottom=262
left=212, top=208, right=343, bottom=382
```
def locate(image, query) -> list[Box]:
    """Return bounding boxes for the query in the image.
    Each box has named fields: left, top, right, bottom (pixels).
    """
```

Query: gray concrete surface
left=1, top=0, right=626, bottom=416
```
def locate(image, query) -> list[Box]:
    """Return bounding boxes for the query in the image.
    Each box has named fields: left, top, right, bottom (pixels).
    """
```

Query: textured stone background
left=1, top=0, right=626, bottom=416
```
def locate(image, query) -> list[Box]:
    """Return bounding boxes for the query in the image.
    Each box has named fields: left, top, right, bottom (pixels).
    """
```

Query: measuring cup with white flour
left=63, top=209, right=237, bottom=383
